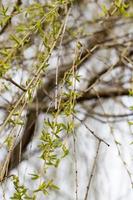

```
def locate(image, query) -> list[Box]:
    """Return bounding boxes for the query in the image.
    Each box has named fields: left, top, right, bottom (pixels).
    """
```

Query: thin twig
left=55, top=7, right=71, bottom=109
left=93, top=88, right=133, bottom=188
left=84, top=140, right=101, bottom=200
left=74, top=114, right=110, bottom=146
left=3, top=76, right=26, bottom=92
left=73, top=129, right=78, bottom=200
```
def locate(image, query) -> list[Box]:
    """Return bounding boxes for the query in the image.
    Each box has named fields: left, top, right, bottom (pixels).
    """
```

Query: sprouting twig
left=55, top=7, right=71, bottom=109
left=0, top=0, right=22, bottom=34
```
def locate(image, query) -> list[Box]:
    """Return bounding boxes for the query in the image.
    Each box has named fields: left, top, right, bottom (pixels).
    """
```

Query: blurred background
left=0, top=0, right=133, bottom=199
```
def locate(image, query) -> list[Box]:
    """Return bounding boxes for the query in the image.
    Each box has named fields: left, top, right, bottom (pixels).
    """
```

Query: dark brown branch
left=27, top=87, right=130, bottom=113
left=78, top=88, right=129, bottom=102
left=89, top=111, right=133, bottom=119
left=3, top=76, right=26, bottom=92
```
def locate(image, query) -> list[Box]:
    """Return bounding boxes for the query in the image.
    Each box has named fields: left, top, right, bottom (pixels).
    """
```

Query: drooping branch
left=84, top=141, right=101, bottom=200
left=6, top=23, right=116, bottom=174
left=2, top=2, right=132, bottom=180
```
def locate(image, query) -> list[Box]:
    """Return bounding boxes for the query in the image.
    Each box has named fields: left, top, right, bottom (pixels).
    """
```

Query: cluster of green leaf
left=37, top=65, right=80, bottom=196
left=11, top=175, right=59, bottom=199
left=59, top=68, right=80, bottom=116
left=101, top=0, right=132, bottom=17
left=11, top=175, right=36, bottom=200
left=0, top=0, right=72, bottom=77
left=0, top=0, right=69, bottom=133
left=0, top=5, right=11, bottom=27
left=34, top=179, right=59, bottom=196
left=39, top=118, right=69, bottom=168
left=2, top=0, right=76, bottom=198
left=114, top=0, right=130, bottom=16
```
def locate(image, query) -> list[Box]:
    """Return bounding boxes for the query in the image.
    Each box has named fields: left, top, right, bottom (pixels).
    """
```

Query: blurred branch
left=78, top=88, right=129, bottom=101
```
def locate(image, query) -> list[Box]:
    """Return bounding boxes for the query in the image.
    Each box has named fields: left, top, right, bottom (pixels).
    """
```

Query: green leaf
left=30, top=173, right=40, bottom=180
left=115, top=140, right=121, bottom=145
left=128, top=121, right=133, bottom=125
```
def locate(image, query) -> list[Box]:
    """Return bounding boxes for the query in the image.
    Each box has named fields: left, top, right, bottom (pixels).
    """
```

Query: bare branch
left=84, top=141, right=101, bottom=200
